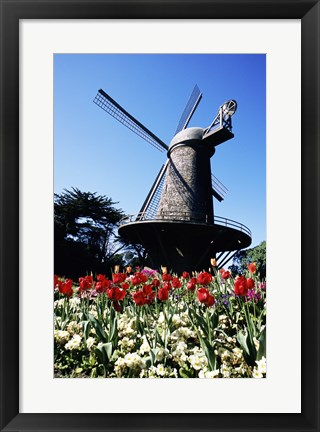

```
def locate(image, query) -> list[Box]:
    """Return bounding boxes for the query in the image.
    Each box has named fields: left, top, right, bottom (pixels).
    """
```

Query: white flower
left=156, top=347, right=170, bottom=362
left=158, top=312, right=165, bottom=324
left=232, top=347, right=243, bottom=360
left=118, top=317, right=136, bottom=337
left=205, top=370, right=220, bottom=378
left=54, top=330, right=70, bottom=345
left=198, top=370, right=206, bottom=378
left=219, top=348, right=232, bottom=362
left=65, top=334, right=82, bottom=351
left=235, top=365, right=247, bottom=376
left=69, top=297, right=80, bottom=309
left=86, top=337, right=95, bottom=351
left=119, top=337, right=135, bottom=353
left=253, top=337, right=260, bottom=351
left=114, top=357, right=127, bottom=377
left=189, top=354, right=207, bottom=370
left=198, top=368, right=219, bottom=378
left=255, top=356, right=266, bottom=374
left=124, top=352, right=145, bottom=369
left=221, top=363, right=231, bottom=378
left=54, top=299, right=65, bottom=308
left=172, top=314, right=182, bottom=326
left=252, top=368, right=263, bottom=378
left=139, top=336, right=151, bottom=355
left=156, top=364, right=166, bottom=376
left=66, top=321, right=81, bottom=335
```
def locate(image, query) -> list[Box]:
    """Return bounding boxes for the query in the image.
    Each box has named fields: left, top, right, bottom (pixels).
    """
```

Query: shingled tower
left=157, top=127, right=215, bottom=225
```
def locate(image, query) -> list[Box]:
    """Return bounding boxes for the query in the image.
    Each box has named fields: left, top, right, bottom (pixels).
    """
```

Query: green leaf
left=82, top=321, right=91, bottom=340
left=88, top=313, right=107, bottom=342
left=237, top=327, right=257, bottom=367
left=198, top=334, right=217, bottom=371
left=110, top=316, right=118, bottom=347
left=179, top=367, right=193, bottom=378
left=150, top=348, right=158, bottom=366
left=94, top=347, right=104, bottom=364
left=100, top=342, right=113, bottom=361
left=94, top=342, right=113, bottom=366
left=257, top=326, right=266, bottom=360
left=145, top=357, right=152, bottom=369
left=154, top=329, right=164, bottom=347
left=188, top=307, right=208, bottom=337
left=210, top=310, right=219, bottom=329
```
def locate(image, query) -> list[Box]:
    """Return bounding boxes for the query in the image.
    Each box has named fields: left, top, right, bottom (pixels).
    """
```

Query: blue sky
left=54, top=54, right=266, bottom=248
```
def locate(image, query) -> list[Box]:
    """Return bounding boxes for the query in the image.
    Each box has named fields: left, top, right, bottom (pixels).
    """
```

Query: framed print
left=0, top=0, right=319, bottom=431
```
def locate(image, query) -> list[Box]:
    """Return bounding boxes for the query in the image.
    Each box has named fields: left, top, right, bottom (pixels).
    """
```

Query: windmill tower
left=94, top=86, right=251, bottom=273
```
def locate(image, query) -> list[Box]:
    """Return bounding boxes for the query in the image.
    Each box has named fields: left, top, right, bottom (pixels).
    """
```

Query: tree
left=54, top=188, right=126, bottom=278
left=229, top=241, right=266, bottom=279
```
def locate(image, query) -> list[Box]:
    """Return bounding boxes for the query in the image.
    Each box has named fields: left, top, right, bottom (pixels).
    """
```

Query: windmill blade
left=212, top=174, right=228, bottom=202
left=94, top=89, right=168, bottom=153
left=136, top=160, right=169, bottom=221
left=175, top=84, right=202, bottom=135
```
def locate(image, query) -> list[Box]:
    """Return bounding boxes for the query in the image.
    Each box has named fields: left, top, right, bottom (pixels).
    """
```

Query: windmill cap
left=170, top=127, right=204, bottom=148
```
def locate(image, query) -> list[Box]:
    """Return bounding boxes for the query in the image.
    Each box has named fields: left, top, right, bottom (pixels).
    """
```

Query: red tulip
left=162, top=274, right=173, bottom=282
left=197, top=287, right=215, bottom=307
left=246, top=277, right=255, bottom=289
left=157, top=287, right=169, bottom=301
left=197, top=272, right=212, bottom=286
left=172, top=277, right=182, bottom=289
left=247, top=262, right=257, bottom=274
left=163, top=281, right=172, bottom=291
left=112, top=273, right=127, bottom=284
left=182, top=271, right=190, bottom=279
left=142, top=284, right=153, bottom=296
left=187, top=278, right=197, bottom=291
left=107, top=287, right=126, bottom=301
left=220, top=269, right=231, bottom=280
left=145, top=292, right=156, bottom=305
left=152, top=278, right=160, bottom=288
left=95, top=274, right=111, bottom=293
left=206, top=293, right=215, bottom=307
left=79, top=275, right=93, bottom=292
left=59, top=279, right=73, bottom=297
left=234, top=275, right=253, bottom=296
left=132, top=290, right=147, bottom=306
left=131, top=272, right=148, bottom=286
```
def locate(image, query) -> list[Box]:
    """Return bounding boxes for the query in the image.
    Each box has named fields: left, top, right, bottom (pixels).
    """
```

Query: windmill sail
left=136, top=161, right=169, bottom=221
left=212, top=174, right=228, bottom=202
left=175, top=84, right=202, bottom=135
left=94, top=89, right=168, bottom=153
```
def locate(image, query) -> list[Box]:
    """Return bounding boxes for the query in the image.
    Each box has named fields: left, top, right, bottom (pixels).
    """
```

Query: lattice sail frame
left=136, top=161, right=169, bottom=220
left=93, top=89, right=168, bottom=153
left=175, top=84, right=202, bottom=135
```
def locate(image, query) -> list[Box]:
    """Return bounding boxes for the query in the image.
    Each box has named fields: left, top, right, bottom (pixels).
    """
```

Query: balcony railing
left=119, top=212, right=251, bottom=238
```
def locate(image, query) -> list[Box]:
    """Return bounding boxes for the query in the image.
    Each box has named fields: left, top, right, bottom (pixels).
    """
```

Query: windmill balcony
left=119, top=212, right=252, bottom=238
left=118, top=212, right=252, bottom=273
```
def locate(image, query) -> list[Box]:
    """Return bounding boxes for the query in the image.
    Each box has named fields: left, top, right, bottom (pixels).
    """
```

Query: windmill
left=93, top=85, right=252, bottom=273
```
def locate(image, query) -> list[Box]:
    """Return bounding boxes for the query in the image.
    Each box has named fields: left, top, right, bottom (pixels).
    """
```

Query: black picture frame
left=0, top=1, right=319, bottom=431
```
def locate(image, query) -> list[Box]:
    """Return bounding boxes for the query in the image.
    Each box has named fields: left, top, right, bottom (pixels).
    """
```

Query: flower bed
left=54, top=265, right=266, bottom=378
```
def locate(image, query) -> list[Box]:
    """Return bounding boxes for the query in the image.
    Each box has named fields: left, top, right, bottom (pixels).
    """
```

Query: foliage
left=54, top=188, right=125, bottom=278
left=54, top=265, right=266, bottom=378
left=229, top=241, right=266, bottom=279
